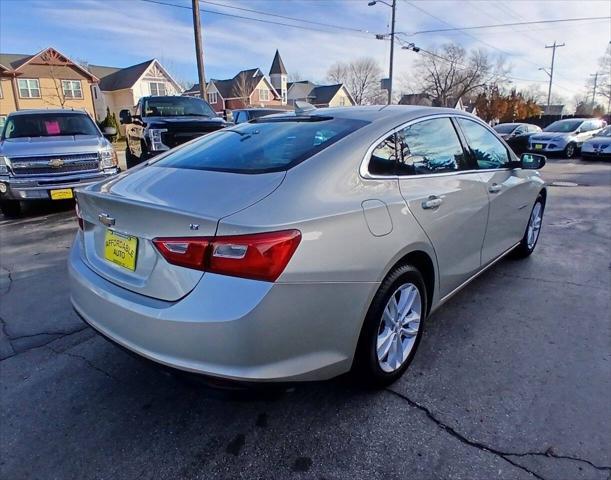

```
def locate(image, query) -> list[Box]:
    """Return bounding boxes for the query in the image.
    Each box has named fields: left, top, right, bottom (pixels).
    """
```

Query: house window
left=282, top=90, right=287, bottom=104
left=62, top=80, right=83, bottom=99
left=0, top=82, right=3, bottom=98
left=0, top=116, right=6, bottom=131
left=17, top=79, right=41, bottom=98
left=339, top=96, right=347, bottom=106
left=208, top=91, right=218, bottom=104
left=149, top=82, right=166, bottom=96
left=259, top=88, right=270, bottom=101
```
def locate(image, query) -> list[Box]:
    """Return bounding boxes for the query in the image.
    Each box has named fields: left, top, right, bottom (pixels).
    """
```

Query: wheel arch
left=385, top=249, right=436, bottom=316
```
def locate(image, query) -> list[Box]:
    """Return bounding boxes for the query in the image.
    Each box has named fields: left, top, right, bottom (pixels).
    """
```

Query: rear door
left=396, top=116, right=489, bottom=297
left=455, top=117, right=531, bottom=265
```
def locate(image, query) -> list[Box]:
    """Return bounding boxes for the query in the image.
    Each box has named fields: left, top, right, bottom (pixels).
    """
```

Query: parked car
left=493, top=122, right=541, bottom=155
left=580, top=125, right=611, bottom=161
left=69, top=105, right=546, bottom=387
left=528, top=118, right=607, bottom=158
left=119, top=96, right=227, bottom=168
left=230, top=108, right=286, bottom=124
left=0, top=109, right=120, bottom=217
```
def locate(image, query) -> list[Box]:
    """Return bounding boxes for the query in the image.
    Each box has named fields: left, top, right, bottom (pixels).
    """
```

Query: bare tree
left=39, top=50, right=66, bottom=108
left=231, top=73, right=252, bottom=107
left=408, top=44, right=509, bottom=107
left=595, top=44, right=611, bottom=112
left=326, top=57, right=383, bottom=105
left=288, top=71, right=304, bottom=82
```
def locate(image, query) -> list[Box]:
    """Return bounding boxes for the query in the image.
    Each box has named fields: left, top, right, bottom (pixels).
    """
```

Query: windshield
left=153, top=117, right=368, bottom=173
left=595, top=126, right=611, bottom=137
left=1, top=112, right=99, bottom=140
left=544, top=120, right=583, bottom=133
left=493, top=124, right=518, bottom=134
left=143, top=96, right=216, bottom=117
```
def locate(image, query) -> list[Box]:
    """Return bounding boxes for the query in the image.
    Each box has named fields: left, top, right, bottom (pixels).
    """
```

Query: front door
left=395, top=117, right=489, bottom=297
left=455, top=117, right=531, bottom=265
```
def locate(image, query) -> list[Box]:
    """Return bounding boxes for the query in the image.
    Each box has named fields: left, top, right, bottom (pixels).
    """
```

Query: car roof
left=233, top=108, right=285, bottom=112
left=8, top=108, right=89, bottom=117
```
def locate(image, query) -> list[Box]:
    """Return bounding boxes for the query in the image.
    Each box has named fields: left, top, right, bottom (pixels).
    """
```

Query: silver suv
left=528, top=118, right=607, bottom=158
left=0, top=109, right=120, bottom=217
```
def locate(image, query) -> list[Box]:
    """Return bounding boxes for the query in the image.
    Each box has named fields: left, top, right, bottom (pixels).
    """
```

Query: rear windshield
left=143, top=97, right=215, bottom=118
left=153, top=117, right=368, bottom=173
left=2, top=112, right=98, bottom=139
left=493, top=124, right=517, bottom=134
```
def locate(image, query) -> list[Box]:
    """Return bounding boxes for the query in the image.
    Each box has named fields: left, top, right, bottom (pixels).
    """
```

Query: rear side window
left=457, top=118, right=510, bottom=169
left=154, top=117, right=368, bottom=173
left=396, top=117, right=468, bottom=175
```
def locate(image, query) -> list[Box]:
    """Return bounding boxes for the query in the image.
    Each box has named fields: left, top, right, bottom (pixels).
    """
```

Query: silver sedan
left=69, top=105, right=547, bottom=387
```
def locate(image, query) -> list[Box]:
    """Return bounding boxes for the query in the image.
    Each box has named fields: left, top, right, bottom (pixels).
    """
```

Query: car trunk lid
left=76, top=165, right=285, bottom=301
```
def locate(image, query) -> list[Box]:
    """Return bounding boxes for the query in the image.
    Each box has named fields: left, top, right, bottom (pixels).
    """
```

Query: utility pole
left=192, top=0, right=207, bottom=101
left=388, top=0, right=396, bottom=105
left=544, top=41, right=565, bottom=108
left=590, top=72, right=599, bottom=107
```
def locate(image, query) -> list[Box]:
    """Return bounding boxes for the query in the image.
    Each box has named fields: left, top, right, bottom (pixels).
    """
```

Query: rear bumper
left=581, top=152, right=611, bottom=160
left=68, top=237, right=376, bottom=382
left=0, top=169, right=119, bottom=201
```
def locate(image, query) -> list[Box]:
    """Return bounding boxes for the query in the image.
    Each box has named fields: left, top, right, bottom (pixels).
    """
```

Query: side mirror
left=520, top=153, right=546, bottom=170
left=119, top=109, right=132, bottom=125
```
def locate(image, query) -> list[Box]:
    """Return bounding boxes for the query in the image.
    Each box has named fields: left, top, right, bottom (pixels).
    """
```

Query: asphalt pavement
left=1, top=158, right=610, bottom=480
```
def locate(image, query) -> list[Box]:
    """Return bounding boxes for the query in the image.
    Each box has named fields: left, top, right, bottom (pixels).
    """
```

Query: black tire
left=125, top=145, right=139, bottom=169
left=564, top=143, right=577, bottom=159
left=0, top=200, right=22, bottom=218
left=513, top=194, right=545, bottom=258
left=352, top=264, right=427, bottom=388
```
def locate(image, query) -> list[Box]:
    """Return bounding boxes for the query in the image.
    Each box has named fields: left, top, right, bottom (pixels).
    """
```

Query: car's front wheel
left=565, top=143, right=577, bottom=159
left=514, top=195, right=545, bottom=258
left=353, top=264, right=427, bottom=387
left=0, top=199, right=22, bottom=218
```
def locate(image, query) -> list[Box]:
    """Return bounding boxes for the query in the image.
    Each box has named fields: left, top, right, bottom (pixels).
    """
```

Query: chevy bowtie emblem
left=48, top=158, right=64, bottom=168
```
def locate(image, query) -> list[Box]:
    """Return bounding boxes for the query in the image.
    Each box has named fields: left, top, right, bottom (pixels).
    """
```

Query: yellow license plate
left=50, top=188, right=73, bottom=200
left=104, top=230, right=138, bottom=271
left=534, top=144, right=543, bottom=150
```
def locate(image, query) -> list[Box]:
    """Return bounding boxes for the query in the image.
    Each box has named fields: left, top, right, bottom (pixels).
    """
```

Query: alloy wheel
left=377, top=283, right=422, bottom=373
left=527, top=202, right=543, bottom=249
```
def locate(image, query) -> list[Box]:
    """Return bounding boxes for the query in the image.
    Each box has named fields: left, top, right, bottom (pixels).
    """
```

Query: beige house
left=0, top=47, right=99, bottom=127
left=287, top=81, right=354, bottom=107
left=88, top=59, right=182, bottom=127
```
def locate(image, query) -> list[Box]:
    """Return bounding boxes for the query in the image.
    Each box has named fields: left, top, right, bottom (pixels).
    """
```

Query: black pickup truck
left=119, top=96, right=227, bottom=168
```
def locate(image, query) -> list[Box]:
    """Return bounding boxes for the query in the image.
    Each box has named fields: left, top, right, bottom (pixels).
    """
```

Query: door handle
left=422, top=196, right=443, bottom=209
left=489, top=183, right=502, bottom=193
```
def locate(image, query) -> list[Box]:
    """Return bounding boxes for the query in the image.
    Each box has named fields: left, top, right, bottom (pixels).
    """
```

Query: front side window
left=1, top=112, right=98, bottom=140
left=396, top=117, right=468, bottom=175
left=17, top=79, right=40, bottom=98
left=259, top=88, right=270, bottom=101
left=154, top=116, right=367, bottom=173
left=149, top=82, right=166, bottom=96
left=457, top=118, right=510, bottom=169
left=62, top=80, right=83, bottom=99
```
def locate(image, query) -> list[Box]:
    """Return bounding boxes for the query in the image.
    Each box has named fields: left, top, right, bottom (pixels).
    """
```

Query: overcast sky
left=1, top=0, right=609, bottom=105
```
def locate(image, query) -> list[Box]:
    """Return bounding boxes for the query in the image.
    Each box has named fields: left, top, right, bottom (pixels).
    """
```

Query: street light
left=369, top=0, right=396, bottom=105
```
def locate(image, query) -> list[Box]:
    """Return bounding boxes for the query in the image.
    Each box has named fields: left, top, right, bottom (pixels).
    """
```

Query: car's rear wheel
left=0, top=200, right=22, bottom=218
left=513, top=195, right=545, bottom=258
left=353, top=264, right=427, bottom=387
left=565, top=143, right=577, bottom=159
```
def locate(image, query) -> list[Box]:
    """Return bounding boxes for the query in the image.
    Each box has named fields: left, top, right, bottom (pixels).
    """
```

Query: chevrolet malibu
left=69, top=106, right=547, bottom=387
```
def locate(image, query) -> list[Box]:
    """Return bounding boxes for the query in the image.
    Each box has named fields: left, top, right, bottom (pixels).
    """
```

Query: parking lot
left=0, top=159, right=609, bottom=480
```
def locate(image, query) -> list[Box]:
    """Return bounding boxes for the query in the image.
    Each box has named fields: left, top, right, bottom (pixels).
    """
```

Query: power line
left=406, top=16, right=611, bottom=35
left=139, top=0, right=375, bottom=37
left=199, top=0, right=373, bottom=34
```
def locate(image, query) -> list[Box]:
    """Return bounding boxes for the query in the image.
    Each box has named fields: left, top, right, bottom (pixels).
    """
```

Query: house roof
left=539, top=104, right=565, bottom=116
left=269, top=50, right=287, bottom=75
left=0, top=53, right=32, bottom=70
left=88, top=59, right=155, bottom=91
left=310, top=84, right=344, bottom=105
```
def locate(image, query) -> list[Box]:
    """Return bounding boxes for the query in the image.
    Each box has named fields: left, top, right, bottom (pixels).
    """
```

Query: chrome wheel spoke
left=377, top=282, right=423, bottom=373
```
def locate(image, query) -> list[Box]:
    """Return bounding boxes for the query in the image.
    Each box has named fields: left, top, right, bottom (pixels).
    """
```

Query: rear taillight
left=75, top=201, right=84, bottom=230
left=153, top=230, right=301, bottom=282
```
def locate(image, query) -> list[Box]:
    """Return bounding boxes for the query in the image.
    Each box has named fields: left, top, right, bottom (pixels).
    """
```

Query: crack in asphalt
left=492, top=271, right=607, bottom=292
left=385, top=389, right=611, bottom=479
left=0, top=265, right=13, bottom=294
left=0, top=324, right=90, bottom=361
left=47, top=346, right=122, bottom=383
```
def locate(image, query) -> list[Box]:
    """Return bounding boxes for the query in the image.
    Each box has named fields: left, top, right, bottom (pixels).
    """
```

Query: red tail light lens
left=153, top=230, right=301, bottom=282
